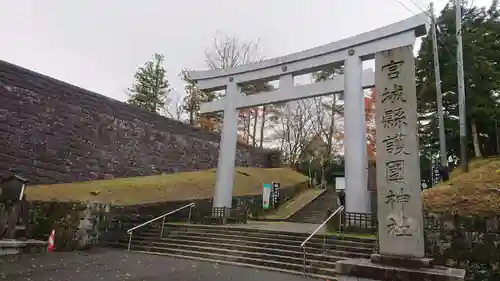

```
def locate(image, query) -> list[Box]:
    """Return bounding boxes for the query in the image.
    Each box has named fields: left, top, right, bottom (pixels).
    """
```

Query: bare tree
left=311, top=67, right=345, bottom=157
left=269, top=100, right=316, bottom=165
left=312, top=95, right=344, bottom=157
left=205, top=32, right=263, bottom=69
left=259, top=106, right=268, bottom=147
left=173, top=98, right=184, bottom=122
left=204, top=32, right=267, bottom=142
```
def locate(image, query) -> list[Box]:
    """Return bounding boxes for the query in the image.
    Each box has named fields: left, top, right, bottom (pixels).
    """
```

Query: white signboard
left=335, top=177, right=346, bottom=191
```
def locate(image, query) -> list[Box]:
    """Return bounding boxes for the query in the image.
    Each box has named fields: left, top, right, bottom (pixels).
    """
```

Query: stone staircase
left=0, top=239, right=47, bottom=256
left=288, top=188, right=338, bottom=224
left=111, top=223, right=376, bottom=280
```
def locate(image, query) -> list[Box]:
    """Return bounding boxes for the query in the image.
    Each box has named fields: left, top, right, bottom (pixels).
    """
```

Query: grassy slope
left=26, top=167, right=308, bottom=206
left=423, top=157, right=500, bottom=216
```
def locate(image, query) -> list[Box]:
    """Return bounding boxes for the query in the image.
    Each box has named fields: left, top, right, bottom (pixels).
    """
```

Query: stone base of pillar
left=370, top=253, right=433, bottom=269
left=336, top=258, right=465, bottom=281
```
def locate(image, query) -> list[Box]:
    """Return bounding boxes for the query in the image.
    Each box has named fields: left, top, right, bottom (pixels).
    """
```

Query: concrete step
left=134, top=232, right=374, bottom=255
left=125, top=239, right=343, bottom=265
left=0, top=239, right=47, bottom=256
left=114, top=223, right=376, bottom=280
left=124, top=227, right=376, bottom=253
left=160, top=223, right=376, bottom=244
left=133, top=250, right=337, bottom=280
left=153, top=225, right=376, bottom=249
left=144, top=229, right=374, bottom=251
left=127, top=221, right=375, bottom=244
left=288, top=189, right=338, bottom=224
left=132, top=236, right=372, bottom=259
left=297, top=210, right=326, bottom=214
left=120, top=243, right=339, bottom=278
left=299, top=210, right=328, bottom=215
left=296, top=216, right=326, bottom=224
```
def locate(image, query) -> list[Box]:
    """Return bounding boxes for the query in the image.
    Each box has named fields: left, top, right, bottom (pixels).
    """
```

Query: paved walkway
left=0, top=248, right=312, bottom=281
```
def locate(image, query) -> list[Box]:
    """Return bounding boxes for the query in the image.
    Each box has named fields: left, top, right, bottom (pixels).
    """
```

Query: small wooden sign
left=272, top=182, right=281, bottom=207
left=0, top=174, right=29, bottom=201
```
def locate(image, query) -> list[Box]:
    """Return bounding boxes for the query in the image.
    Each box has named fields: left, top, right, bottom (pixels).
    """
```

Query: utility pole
left=455, top=0, right=468, bottom=172
left=430, top=2, right=448, bottom=175
left=495, top=118, right=500, bottom=155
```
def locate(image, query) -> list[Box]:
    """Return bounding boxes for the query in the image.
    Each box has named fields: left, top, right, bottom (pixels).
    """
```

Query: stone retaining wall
left=0, top=60, right=280, bottom=185
left=28, top=182, right=309, bottom=251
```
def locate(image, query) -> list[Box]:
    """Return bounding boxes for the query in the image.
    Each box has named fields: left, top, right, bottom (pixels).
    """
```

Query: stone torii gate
left=189, top=14, right=427, bottom=216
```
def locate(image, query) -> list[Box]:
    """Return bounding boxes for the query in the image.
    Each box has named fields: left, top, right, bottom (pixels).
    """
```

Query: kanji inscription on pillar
left=375, top=46, right=425, bottom=258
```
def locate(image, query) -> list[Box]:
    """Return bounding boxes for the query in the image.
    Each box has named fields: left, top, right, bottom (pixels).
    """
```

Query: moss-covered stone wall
left=28, top=181, right=309, bottom=251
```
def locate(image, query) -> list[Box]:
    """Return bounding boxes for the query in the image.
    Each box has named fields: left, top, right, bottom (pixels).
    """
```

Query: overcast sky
left=0, top=0, right=491, bottom=103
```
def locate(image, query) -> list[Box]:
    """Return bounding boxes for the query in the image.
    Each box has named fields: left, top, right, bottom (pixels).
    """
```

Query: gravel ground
left=0, top=248, right=314, bottom=281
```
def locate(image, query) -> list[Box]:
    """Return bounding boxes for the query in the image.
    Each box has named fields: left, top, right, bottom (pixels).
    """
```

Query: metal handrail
left=126, top=202, right=195, bottom=251
left=300, top=205, right=344, bottom=277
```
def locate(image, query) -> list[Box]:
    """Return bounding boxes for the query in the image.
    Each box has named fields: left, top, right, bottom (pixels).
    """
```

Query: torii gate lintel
left=198, top=68, right=375, bottom=114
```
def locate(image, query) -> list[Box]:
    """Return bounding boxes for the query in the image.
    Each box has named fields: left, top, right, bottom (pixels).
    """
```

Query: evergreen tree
left=127, top=53, right=172, bottom=113
left=179, top=69, right=218, bottom=129
left=180, top=69, right=202, bottom=125
left=416, top=0, right=500, bottom=162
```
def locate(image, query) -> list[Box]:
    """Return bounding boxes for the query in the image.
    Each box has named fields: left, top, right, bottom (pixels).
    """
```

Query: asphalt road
left=0, top=248, right=314, bottom=281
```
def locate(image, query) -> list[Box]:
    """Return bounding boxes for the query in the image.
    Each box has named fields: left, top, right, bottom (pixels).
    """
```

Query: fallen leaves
left=423, top=157, right=500, bottom=216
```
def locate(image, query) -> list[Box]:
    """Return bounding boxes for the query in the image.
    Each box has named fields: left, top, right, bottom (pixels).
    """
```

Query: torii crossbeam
left=189, top=14, right=427, bottom=216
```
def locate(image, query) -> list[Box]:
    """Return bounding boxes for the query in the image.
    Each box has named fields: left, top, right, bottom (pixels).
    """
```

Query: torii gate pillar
left=189, top=14, right=428, bottom=217
left=344, top=54, right=370, bottom=214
